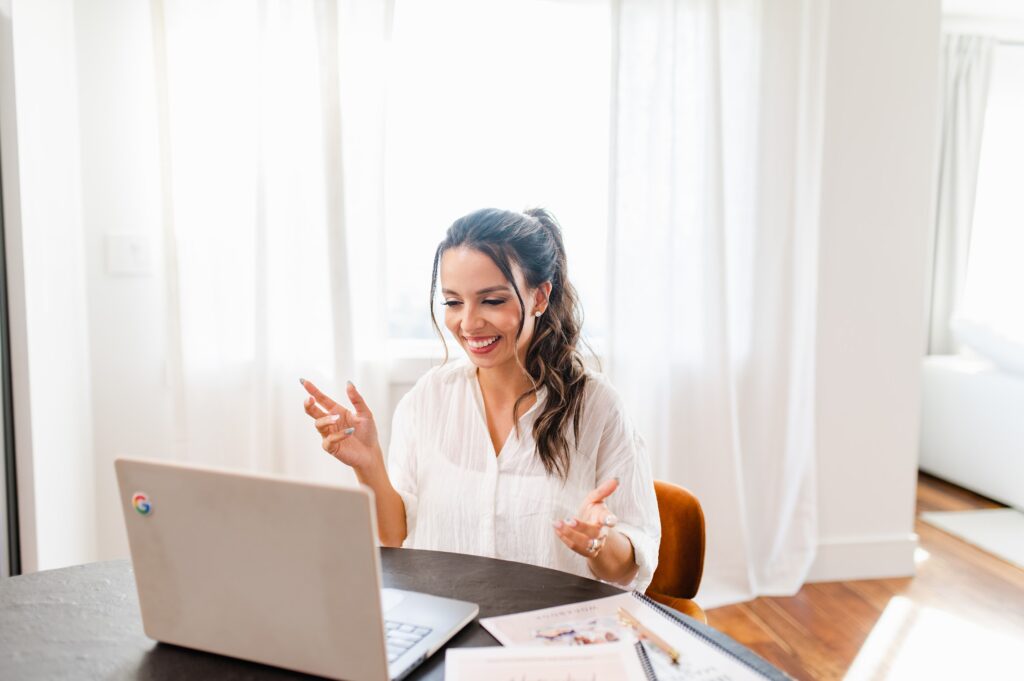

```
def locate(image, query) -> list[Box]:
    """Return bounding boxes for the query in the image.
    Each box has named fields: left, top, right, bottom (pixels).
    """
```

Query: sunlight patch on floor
left=845, top=596, right=1022, bottom=680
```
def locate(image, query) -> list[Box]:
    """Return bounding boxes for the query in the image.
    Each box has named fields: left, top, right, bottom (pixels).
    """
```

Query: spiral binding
left=630, top=591, right=772, bottom=679
left=634, top=640, right=658, bottom=681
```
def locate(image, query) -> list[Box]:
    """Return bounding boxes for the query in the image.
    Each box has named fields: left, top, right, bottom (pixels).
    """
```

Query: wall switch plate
left=105, top=234, right=152, bottom=276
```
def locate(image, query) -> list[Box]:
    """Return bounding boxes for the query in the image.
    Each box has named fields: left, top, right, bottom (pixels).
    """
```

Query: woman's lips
left=465, top=335, right=500, bottom=354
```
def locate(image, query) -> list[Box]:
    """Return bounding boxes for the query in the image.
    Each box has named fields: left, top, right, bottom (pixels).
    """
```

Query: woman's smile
left=465, top=335, right=501, bottom=353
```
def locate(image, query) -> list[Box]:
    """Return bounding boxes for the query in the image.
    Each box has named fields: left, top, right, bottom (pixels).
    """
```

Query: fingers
left=301, top=378, right=372, bottom=423
left=584, top=504, right=618, bottom=529
left=300, top=378, right=340, bottom=411
left=553, top=519, right=607, bottom=557
left=322, top=427, right=356, bottom=454
left=565, top=518, right=602, bottom=540
left=584, top=477, right=620, bottom=505
left=315, top=413, right=342, bottom=429
left=303, top=395, right=329, bottom=420
left=346, top=381, right=373, bottom=417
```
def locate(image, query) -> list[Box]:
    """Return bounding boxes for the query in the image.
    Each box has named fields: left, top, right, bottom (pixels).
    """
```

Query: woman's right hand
left=301, top=379, right=382, bottom=473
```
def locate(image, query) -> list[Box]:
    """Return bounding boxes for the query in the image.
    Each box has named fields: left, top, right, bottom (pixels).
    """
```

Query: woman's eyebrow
left=441, top=285, right=511, bottom=296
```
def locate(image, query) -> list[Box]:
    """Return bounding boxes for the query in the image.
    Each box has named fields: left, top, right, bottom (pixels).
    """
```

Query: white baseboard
left=806, top=533, right=918, bottom=583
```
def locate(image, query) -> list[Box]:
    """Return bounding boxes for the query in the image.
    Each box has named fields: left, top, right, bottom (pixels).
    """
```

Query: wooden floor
left=706, top=474, right=1024, bottom=680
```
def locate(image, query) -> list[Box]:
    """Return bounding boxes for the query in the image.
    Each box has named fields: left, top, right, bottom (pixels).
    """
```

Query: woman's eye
left=441, top=299, right=505, bottom=307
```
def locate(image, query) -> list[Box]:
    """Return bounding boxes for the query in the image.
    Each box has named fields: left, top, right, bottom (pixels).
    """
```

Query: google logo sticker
left=132, top=492, right=152, bottom=516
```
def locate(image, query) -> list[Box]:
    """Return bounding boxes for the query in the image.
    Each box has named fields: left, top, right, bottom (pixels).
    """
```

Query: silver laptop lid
left=115, top=457, right=389, bottom=681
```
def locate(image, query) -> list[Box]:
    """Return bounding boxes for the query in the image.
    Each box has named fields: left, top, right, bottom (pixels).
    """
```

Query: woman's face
left=439, top=246, right=549, bottom=372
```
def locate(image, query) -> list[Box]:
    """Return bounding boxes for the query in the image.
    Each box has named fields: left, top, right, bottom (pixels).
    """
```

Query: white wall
left=73, top=0, right=173, bottom=563
left=809, top=0, right=940, bottom=582
left=3, top=0, right=96, bottom=571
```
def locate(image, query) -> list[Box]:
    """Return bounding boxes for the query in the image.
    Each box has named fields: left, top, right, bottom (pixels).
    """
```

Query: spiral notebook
left=475, top=591, right=779, bottom=681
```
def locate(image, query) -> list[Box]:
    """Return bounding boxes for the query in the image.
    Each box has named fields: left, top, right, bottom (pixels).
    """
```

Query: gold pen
left=617, top=607, right=681, bottom=665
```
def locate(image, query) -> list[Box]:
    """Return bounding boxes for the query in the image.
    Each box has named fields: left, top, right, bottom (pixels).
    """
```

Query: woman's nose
left=461, top=303, right=485, bottom=333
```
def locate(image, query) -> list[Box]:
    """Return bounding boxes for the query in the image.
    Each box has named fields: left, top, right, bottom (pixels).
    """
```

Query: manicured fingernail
left=564, top=518, right=577, bottom=527
left=613, top=476, right=620, bottom=484
left=553, top=520, right=563, bottom=529
left=299, top=378, right=306, bottom=385
left=343, top=427, right=355, bottom=435
left=604, top=515, right=618, bottom=527
left=347, top=380, right=354, bottom=388
left=329, top=414, right=341, bottom=422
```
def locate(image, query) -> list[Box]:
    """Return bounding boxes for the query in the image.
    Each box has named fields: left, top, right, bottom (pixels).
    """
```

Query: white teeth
left=467, top=336, right=499, bottom=349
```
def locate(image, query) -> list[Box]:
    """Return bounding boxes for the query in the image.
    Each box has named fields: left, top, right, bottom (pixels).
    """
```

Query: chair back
left=646, top=480, right=705, bottom=599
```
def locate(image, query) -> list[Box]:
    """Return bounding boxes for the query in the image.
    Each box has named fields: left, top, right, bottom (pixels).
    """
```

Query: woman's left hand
left=553, top=478, right=620, bottom=558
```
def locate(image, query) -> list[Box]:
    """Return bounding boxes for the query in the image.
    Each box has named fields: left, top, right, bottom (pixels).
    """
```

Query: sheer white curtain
left=928, top=34, right=994, bottom=354
left=152, top=0, right=390, bottom=481
left=609, top=0, right=828, bottom=607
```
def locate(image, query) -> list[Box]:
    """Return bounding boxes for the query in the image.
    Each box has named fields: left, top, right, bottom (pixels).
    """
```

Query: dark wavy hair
left=429, top=208, right=589, bottom=480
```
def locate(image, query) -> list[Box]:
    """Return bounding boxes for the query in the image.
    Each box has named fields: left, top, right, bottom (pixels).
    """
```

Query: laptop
left=115, top=457, right=479, bottom=681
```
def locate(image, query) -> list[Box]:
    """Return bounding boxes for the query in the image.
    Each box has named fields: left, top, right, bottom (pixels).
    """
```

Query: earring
left=535, top=310, right=543, bottom=317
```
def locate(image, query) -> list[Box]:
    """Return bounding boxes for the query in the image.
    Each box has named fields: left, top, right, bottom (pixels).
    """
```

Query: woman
left=301, top=208, right=660, bottom=590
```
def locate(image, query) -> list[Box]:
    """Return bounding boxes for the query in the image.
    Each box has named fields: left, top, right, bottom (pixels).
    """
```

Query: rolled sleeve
left=615, top=518, right=660, bottom=592
left=594, top=382, right=661, bottom=593
left=607, top=436, right=661, bottom=592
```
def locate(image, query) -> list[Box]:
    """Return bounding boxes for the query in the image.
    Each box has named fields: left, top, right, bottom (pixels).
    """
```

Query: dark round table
left=0, top=549, right=785, bottom=680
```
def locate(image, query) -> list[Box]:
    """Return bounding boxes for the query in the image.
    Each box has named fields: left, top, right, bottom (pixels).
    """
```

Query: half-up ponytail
left=520, top=209, right=588, bottom=479
left=429, top=207, right=589, bottom=480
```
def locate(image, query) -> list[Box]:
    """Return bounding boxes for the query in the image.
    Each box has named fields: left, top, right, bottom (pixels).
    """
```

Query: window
left=383, top=0, right=611, bottom=344
left=960, top=45, right=1024, bottom=341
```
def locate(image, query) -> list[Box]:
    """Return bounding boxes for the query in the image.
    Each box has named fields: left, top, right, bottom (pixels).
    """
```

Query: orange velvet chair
left=644, top=480, right=707, bottom=623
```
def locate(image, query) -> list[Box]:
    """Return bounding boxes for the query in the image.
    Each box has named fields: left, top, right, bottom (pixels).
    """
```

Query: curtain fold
left=153, top=0, right=391, bottom=482
left=609, top=0, right=828, bottom=607
left=927, top=35, right=994, bottom=354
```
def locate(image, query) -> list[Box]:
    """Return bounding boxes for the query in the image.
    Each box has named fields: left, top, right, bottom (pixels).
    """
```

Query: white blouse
left=386, top=359, right=661, bottom=592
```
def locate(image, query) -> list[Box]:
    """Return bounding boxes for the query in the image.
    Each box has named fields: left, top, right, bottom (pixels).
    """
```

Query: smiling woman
left=301, top=208, right=661, bottom=591
left=431, top=208, right=573, bottom=478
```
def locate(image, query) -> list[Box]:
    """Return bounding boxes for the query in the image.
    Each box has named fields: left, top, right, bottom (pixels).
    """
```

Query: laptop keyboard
left=385, top=620, right=433, bottom=663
